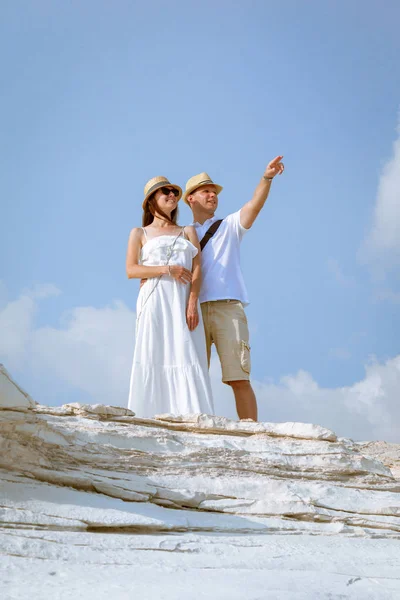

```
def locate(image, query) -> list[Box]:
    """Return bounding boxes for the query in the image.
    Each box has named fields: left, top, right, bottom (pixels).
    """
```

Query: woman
left=126, top=176, right=214, bottom=417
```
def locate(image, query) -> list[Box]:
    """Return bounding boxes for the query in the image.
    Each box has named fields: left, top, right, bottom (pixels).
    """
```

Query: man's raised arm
left=240, top=155, right=284, bottom=229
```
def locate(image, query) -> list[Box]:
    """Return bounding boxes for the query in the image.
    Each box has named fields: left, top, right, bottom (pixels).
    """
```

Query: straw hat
left=142, top=176, right=182, bottom=209
left=183, top=172, right=223, bottom=204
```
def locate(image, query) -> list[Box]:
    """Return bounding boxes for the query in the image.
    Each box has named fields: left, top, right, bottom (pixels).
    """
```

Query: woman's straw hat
left=183, top=172, right=223, bottom=204
left=142, top=176, right=182, bottom=209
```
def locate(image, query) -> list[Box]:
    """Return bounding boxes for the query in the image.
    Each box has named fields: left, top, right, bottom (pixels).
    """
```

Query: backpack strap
left=200, top=219, right=223, bottom=251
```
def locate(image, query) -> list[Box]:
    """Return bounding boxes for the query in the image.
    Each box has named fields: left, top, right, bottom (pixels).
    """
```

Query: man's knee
left=228, top=380, right=253, bottom=391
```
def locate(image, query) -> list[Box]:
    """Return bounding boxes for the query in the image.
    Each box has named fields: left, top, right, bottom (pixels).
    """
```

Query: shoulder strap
left=200, top=219, right=223, bottom=251
left=141, top=227, right=148, bottom=240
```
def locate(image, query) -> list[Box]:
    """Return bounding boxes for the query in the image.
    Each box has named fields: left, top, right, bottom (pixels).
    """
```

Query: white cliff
left=1, top=363, right=400, bottom=599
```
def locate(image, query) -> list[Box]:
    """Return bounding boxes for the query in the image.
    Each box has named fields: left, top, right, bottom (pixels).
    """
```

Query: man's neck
left=192, top=209, right=216, bottom=225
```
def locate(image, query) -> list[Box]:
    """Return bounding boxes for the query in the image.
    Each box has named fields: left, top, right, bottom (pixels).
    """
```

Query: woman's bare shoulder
left=184, top=225, right=198, bottom=237
left=128, top=227, right=144, bottom=242
left=184, top=226, right=200, bottom=248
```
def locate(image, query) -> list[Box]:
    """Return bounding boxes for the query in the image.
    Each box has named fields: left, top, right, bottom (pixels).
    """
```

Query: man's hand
left=186, top=299, right=199, bottom=331
left=240, top=154, right=285, bottom=229
left=169, top=265, right=192, bottom=284
left=264, top=155, right=284, bottom=179
left=141, top=266, right=192, bottom=288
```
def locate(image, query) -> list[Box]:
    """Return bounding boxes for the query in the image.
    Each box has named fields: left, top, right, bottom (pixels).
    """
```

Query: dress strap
left=141, top=227, right=148, bottom=240
left=181, top=226, right=187, bottom=240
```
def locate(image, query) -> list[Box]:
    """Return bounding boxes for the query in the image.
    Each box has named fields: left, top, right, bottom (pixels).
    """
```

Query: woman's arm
left=185, top=226, right=202, bottom=331
left=126, top=228, right=193, bottom=283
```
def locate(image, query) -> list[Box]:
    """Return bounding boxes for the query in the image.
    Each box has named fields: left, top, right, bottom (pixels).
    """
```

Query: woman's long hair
left=142, top=193, right=179, bottom=227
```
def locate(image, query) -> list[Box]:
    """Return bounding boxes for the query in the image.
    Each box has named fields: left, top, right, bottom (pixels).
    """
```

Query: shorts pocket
left=240, top=340, right=251, bottom=375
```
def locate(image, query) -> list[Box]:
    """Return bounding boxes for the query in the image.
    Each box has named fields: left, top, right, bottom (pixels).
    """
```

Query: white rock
left=62, top=402, right=135, bottom=417
left=154, top=412, right=338, bottom=440
left=1, top=366, right=400, bottom=599
left=0, top=364, right=35, bottom=410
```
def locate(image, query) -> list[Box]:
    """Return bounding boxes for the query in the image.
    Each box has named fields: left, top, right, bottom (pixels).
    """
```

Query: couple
left=126, top=156, right=284, bottom=420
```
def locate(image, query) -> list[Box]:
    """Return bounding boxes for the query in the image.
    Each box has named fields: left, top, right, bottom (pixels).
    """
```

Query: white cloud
left=0, top=285, right=399, bottom=442
left=211, top=355, right=400, bottom=443
left=0, top=280, right=8, bottom=311
left=0, top=283, right=60, bottom=369
left=0, top=285, right=136, bottom=407
left=327, top=258, right=356, bottom=288
left=0, top=294, right=36, bottom=367
left=360, top=116, right=400, bottom=274
left=32, top=301, right=136, bottom=405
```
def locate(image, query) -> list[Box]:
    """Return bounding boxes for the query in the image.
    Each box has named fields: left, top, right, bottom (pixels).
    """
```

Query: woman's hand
left=186, top=299, right=199, bottom=331
left=169, top=265, right=192, bottom=284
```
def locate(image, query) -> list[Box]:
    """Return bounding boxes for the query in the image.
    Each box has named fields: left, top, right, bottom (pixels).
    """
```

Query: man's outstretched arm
left=240, top=155, right=284, bottom=229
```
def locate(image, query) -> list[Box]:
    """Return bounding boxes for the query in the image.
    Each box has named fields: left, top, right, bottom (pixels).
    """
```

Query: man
left=183, top=156, right=284, bottom=421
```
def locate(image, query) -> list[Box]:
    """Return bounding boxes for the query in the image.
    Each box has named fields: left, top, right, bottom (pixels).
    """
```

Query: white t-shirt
left=193, top=210, right=249, bottom=305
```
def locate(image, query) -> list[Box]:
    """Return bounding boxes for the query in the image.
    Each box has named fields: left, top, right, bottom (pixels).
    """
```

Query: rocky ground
left=1, top=364, right=400, bottom=599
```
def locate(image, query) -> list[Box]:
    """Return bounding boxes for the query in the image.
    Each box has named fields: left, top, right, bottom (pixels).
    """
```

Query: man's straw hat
left=183, top=172, right=223, bottom=205
left=142, top=176, right=182, bottom=209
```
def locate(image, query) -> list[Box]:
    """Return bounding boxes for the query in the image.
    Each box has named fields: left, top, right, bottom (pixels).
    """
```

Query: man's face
left=189, top=184, right=218, bottom=214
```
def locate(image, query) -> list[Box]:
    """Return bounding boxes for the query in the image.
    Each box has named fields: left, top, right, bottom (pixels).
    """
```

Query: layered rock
left=1, top=364, right=399, bottom=536
left=1, top=364, right=400, bottom=598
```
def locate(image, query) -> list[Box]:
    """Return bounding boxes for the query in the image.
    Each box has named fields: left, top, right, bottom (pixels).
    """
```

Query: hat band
left=145, top=181, right=173, bottom=199
left=195, top=179, right=213, bottom=187
left=190, top=179, right=216, bottom=194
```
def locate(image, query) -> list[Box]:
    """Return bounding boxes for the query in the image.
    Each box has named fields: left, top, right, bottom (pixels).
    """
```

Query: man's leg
left=211, top=300, right=258, bottom=421
left=228, top=380, right=258, bottom=420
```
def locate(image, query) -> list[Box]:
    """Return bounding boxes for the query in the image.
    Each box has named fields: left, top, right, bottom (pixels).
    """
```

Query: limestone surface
left=1, top=364, right=400, bottom=599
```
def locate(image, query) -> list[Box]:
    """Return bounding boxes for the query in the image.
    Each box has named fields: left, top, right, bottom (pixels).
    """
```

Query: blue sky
left=1, top=1, right=399, bottom=441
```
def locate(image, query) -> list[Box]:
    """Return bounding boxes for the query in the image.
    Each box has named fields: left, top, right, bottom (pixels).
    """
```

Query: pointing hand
left=264, top=155, right=284, bottom=179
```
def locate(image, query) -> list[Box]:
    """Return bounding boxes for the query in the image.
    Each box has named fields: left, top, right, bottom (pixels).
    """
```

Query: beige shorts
left=201, top=300, right=251, bottom=383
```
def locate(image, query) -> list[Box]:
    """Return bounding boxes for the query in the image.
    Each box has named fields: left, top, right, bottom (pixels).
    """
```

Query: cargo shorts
left=200, top=300, right=251, bottom=383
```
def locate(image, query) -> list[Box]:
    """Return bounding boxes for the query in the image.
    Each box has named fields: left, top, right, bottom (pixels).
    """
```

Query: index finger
left=269, top=155, right=284, bottom=165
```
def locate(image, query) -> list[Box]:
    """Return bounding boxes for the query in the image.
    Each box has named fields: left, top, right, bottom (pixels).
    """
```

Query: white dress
left=128, top=229, right=214, bottom=418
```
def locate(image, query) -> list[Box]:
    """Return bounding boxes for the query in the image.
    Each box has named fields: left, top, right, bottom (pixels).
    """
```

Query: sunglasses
left=160, top=186, right=180, bottom=197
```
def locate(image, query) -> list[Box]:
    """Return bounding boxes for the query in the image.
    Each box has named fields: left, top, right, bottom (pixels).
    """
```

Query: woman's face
left=153, top=186, right=179, bottom=214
